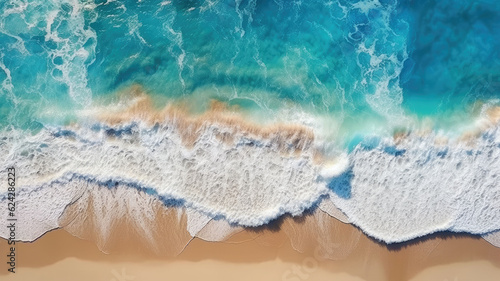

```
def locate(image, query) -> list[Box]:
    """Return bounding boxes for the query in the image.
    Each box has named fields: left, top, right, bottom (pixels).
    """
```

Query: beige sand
left=1, top=222, right=500, bottom=281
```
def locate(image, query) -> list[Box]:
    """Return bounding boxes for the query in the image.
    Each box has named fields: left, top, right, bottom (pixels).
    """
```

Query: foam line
left=329, top=126, right=500, bottom=243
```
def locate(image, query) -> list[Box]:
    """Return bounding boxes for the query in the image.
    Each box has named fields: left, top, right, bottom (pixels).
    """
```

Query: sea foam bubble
left=1, top=97, right=500, bottom=247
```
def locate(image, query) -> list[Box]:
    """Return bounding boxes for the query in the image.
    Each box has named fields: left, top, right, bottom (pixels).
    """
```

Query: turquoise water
left=1, top=0, right=498, bottom=137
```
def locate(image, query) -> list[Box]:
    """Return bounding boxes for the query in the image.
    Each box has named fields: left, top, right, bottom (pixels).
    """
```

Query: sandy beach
left=2, top=217, right=500, bottom=281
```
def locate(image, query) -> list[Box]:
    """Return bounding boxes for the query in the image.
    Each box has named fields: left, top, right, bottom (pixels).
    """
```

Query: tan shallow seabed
left=1, top=219, right=500, bottom=281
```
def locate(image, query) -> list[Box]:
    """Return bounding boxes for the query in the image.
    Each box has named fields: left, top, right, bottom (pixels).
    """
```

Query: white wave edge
left=329, top=126, right=500, bottom=244
left=1, top=122, right=500, bottom=245
left=0, top=121, right=330, bottom=240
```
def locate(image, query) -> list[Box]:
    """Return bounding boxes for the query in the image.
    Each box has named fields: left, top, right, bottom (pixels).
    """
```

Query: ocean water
left=1, top=0, right=500, bottom=247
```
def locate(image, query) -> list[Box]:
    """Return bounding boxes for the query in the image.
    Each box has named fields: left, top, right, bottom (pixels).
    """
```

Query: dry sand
left=1, top=222, right=500, bottom=281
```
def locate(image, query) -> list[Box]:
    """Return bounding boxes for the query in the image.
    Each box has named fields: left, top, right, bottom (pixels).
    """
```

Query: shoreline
left=1, top=222, right=500, bottom=281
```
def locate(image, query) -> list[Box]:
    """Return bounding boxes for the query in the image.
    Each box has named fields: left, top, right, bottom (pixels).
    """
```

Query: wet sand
left=1, top=223, right=500, bottom=281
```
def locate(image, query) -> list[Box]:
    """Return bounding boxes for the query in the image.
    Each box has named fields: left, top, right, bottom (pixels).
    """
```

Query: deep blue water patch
left=327, top=167, right=354, bottom=199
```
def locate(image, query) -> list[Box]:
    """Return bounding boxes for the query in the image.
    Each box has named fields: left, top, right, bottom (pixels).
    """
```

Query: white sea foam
left=329, top=126, right=500, bottom=243
left=44, top=0, right=97, bottom=106
left=0, top=175, right=86, bottom=241
left=319, top=153, right=350, bottom=180
left=353, top=0, right=410, bottom=123
left=1, top=113, right=500, bottom=246
left=0, top=118, right=328, bottom=241
left=1, top=0, right=97, bottom=106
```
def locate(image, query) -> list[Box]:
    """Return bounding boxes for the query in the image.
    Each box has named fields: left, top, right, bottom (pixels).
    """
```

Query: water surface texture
left=1, top=0, right=500, bottom=246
